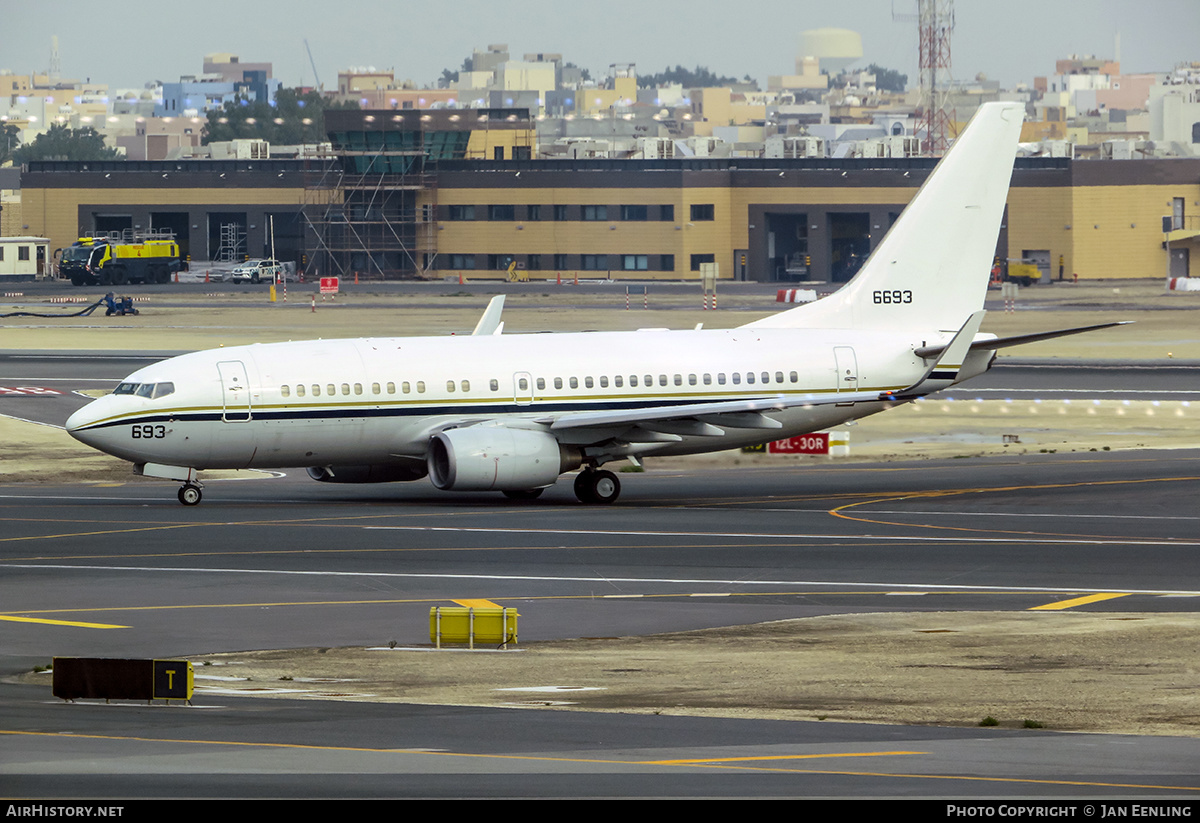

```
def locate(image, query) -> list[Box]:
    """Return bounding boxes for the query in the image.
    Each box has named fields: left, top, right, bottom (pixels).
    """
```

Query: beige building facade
left=18, top=119, right=1200, bottom=284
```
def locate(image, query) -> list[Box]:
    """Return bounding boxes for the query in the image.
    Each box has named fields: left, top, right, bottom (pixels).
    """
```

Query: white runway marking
left=0, top=376, right=126, bottom=382
left=361, top=525, right=1200, bottom=546
left=6, top=563, right=1200, bottom=597
left=0, top=413, right=64, bottom=430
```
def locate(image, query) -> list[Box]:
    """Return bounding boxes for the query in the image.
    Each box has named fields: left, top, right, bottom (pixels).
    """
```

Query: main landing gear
left=177, top=482, right=203, bottom=506
left=574, top=468, right=620, bottom=505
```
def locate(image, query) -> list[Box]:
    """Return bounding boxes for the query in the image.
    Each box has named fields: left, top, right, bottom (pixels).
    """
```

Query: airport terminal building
left=18, top=108, right=1200, bottom=283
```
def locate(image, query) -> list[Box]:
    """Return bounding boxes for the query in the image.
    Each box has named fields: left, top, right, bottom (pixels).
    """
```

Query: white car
left=230, top=259, right=283, bottom=284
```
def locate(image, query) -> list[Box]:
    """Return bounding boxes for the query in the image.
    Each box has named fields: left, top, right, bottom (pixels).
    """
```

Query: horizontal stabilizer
left=912, top=321, right=1132, bottom=359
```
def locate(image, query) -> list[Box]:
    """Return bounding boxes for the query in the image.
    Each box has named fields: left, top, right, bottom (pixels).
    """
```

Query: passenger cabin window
left=446, top=380, right=456, bottom=392
left=297, top=384, right=306, bottom=397
left=312, top=385, right=321, bottom=396
left=387, top=382, right=396, bottom=394
left=554, top=377, right=563, bottom=389
left=490, top=379, right=499, bottom=392
left=416, top=381, right=426, bottom=393
left=281, top=385, right=291, bottom=398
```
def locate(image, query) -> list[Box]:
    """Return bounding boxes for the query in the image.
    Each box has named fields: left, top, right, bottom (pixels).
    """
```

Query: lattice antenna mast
left=918, top=0, right=955, bottom=155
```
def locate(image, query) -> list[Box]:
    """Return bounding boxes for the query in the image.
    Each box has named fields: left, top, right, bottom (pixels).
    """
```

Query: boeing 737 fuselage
left=64, top=103, right=1122, bottom=505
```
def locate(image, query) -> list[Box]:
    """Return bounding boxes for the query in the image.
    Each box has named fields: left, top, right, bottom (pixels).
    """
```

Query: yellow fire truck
left=59, top=231, right=183, bottom=286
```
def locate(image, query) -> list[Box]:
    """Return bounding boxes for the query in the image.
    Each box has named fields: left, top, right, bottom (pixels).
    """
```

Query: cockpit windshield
left=113, top=381, right=175, bottom=399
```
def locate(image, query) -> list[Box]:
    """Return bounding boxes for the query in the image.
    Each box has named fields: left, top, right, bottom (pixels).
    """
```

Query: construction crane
left=304, top=39, right=323, bottom=91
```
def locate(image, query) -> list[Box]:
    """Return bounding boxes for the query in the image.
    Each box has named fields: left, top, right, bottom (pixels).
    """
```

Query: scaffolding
left=214, top=222, right=246, bottom=262
left=301, top=142, right=434, bottom=281
left=301, top=109, right=534, bottom=280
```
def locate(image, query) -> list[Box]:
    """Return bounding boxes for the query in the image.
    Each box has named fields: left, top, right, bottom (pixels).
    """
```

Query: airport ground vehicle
left=230, top=259, right=283, bottom=284
left=59, top=231, right=183, bottom=286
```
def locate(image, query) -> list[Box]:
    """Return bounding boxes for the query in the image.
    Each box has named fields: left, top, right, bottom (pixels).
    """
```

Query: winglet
left=885, top=310, right=987, bottom=400
left=471, top=295, right=506, bottom=336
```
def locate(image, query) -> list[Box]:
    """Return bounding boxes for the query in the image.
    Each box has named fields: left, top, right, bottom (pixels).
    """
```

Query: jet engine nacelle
left=426, top=425, right=582, bottom=491
left=306, top=464, right=427, bottom=484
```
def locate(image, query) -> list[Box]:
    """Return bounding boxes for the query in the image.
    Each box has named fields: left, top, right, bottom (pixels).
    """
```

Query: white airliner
left=65, top=102, right=1119, bottom=506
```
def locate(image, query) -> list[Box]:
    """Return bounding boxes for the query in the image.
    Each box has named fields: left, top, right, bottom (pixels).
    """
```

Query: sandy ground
left=183, top=612, right=1200, bottom=737
left=1, top=278, right=1199, bottom=357
left=9, top=280, right=1200, bottom=734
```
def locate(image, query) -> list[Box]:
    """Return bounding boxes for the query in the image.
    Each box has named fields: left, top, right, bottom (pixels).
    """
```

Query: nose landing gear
left=178, top=482, right=203, bottom=506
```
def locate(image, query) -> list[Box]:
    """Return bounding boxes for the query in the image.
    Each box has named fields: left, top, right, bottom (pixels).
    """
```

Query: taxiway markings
left=1, top=729, right=1196, bottom=793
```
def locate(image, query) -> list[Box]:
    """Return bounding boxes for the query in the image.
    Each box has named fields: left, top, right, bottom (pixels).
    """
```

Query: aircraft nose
left=65, top=401, right=102, bottom=445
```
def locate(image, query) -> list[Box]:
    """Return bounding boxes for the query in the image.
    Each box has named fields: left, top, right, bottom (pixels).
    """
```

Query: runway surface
left=5, top=455, right=1200, bottom=798
left=3, top=351, right=1200, bottom=798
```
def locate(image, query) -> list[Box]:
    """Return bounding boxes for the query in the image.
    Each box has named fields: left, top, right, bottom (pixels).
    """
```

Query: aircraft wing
left=543, top=389, right=894, bottom=434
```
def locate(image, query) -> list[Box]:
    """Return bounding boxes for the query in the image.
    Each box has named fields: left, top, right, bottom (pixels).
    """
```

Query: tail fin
left=743, top=102, right=1024, bottom=332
